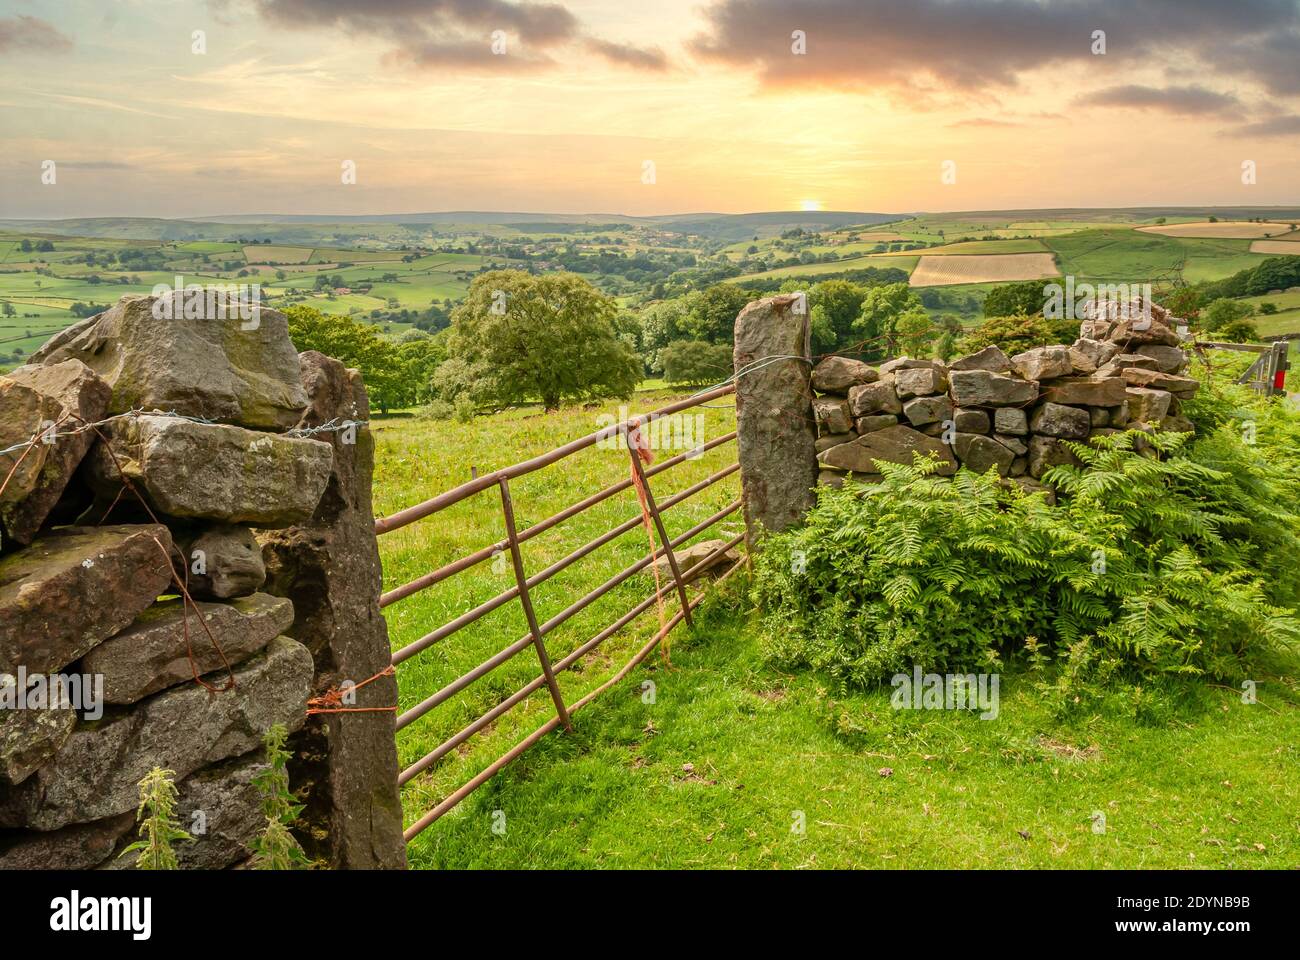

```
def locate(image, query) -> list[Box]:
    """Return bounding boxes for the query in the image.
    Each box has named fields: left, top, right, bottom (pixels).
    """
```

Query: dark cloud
left=586, top=38, right=668, bottom=71
left=690, top=0, right=1300, bottom=100
left=0, top=15, right=73, bottom=53
left=1232, top=114, right=1300, bottom=137
left=239, top=0, right=665, bottom=72
left=1074, top=84, right=1240, bottom=115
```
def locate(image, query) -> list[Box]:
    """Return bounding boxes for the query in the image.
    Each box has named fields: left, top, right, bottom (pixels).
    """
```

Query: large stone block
left=181, top=525, right=266, bottom=599
left=820, top=424, right=957, bottom=476
left=82, top=593, right=293, bottom=705
left=902, top=394, right=952, bottom=427
left=848, top=377, right=902, bottom=416
left=1126, top=387, right=1173, bottom=424
left=1039, top=376, right=1128, bottom=407
left=1030, top=402, right=1092, bottom=439
left=83, top=415, right=332, bottom=527
left=949, top=345, right=1011, bottom=374
left=812, top=396, right=853, bottom=436
left=731, top=296, right=817, bottom=541
left=0, top=687, right=77, bottom=787
left=811, top=356, right=876, bottom=394
left=893, top=366, right=948, bottom=399
left=953, top=433, right=1015, bottom=476
left=0, top=636, right=312, bottom=831
left=1011, top=346, right=1072, bottom=381
left=32, top=295, right=308, bottom=430
left=0, top=361, right=112, bottom=546
left=0, top=812, right=134, bottom=870
left=1028, top=435, right=1083, bottom=478
left=0, top=524, right=173, bottom=676
left=949, top=370, right=1038, bottom=407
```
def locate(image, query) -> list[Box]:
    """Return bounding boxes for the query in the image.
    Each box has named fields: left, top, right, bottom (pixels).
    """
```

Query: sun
left=799, top=199, right=823, bottom=211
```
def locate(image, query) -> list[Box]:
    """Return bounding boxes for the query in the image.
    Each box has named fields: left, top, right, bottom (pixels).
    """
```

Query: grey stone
left=1039, top=376, right=1128, bottom=407
left=847, top=377, right=902, bottom=416
left=32, top=294, right=308, bottom=430
left=1161, top=414, right=1195, bottom=433
left=258, top=351, right=406, bottom=869
left=811, top=356, right=876, bottom=394
left=1068, top=338, right=1120, bottom=373
left=0, top=680, right=77, bottom=786
left=0, top=636, right=312, bottom=831
left=1089, top=407, right=1110, bottom=427
left=953, top=408, right=990, bottom=433
left=182, top=525, right=266, bottom=599
left=893, top=367, right=948, bottom=399
left=1028, top=435, right=1082, bottom=479
left=1030, top=403, right=1091, bottom=439
left=647, top=539, right=741, bottom=583
left=0, top=524, right=173, bottom=676
left=902, top=394, right=952, bottom=427
left=82, top=593, right=293, bottom=705
left=1096, top=353, right=1161, bottom=378
left=994, top=434, right=1029, bottom=456
left=0, top=812, right=134, bottom=870
left=84, top=415, right=332, bottom=527
left=953, top=433, right=1015, bottom=476
left=948, top=345, right=1011, bottom=374
left=1011, top=346, right=1072, bottom=381
left=854, top=414, right=898, bottom=433
left=1120, top=368, right=1200, bottom=398
left=731, top=296, right=817, bottom=541
left=879, top=357, right=942, bottom=375
left=1126, top=387, right=1173, bottom=424
left=0, top=361, right=112, bottom=546
left=821, top=424, right=957, bottom=476
left=1134, top=344, right=1188, bottom=374
left=993, top=407, right=1028, bottom=436
left=815, top=432, right=854, bottom=453
left=812, top=396, right=853, bottom=436
left=949, top=370, right=1038, bottom=407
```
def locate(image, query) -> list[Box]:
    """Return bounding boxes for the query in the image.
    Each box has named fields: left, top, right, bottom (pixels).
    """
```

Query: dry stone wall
left=811, top=298, right=1199, bottom=494
left=0, top=293, right=405, bottom=869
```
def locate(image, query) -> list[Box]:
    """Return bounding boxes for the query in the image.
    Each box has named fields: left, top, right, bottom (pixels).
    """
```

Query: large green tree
left=440, top=270, right=640, bottom=411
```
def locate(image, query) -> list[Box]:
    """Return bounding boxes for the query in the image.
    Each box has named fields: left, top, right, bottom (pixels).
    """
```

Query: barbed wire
left=0, top=406, right=365, bottom=461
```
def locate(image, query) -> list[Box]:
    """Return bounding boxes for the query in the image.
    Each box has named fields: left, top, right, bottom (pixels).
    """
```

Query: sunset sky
left=2, top=0, right=1299, bottom=218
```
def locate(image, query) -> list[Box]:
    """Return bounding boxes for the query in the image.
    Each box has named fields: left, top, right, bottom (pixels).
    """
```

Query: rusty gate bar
left=626, top=421, right=694, bottom=628
left=389, top=460, right=740, bottom=667
left=375, top=384, right=744, bottom=841
left=374, top=383, right=736, bottom=536
left=379, top=430, right=738, bottom=608
left=401, top=541, right=747, bottom=842
left=394, top=496, right=741, bottom=731
left=498, top=477, right=572, bottom=731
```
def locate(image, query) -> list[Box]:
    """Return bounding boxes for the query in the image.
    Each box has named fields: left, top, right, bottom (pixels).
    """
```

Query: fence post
left=497, top=477, right=572, bottom=730
left=625, top=424, right=695, bottom=626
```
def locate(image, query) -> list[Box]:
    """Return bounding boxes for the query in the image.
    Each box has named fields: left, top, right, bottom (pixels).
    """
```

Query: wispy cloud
left=1074, top=84, right=1241, bottom=116
left=0, top=15, right=72, bottom=53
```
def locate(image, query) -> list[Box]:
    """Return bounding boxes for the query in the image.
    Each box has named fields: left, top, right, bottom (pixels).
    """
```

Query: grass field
left=374, top=375, right=1300, bottom=869
left=1138, top=221, right=1298, bottom=239
left=909, top=252, right=1058, bottom=287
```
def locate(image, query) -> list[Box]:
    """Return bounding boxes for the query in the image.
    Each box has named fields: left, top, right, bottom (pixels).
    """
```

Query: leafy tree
left=1201, top=298, right=1253, bottom=333
left=982, top=280, right=1049, bottom=318
left=661, top=339, right=732, bottom=387
left=284, top=305, right=402, bottom=413
left=958, top=312, right=1056, bottom=355
left=1244, top=256, right=1300, bottom=296
left=680, top=283, right=752, bottom=343
left=439, top=270, right=640, bottom=411
left=808, top=279, right=867, bottom=349
left=1216, top=319, right=1259, bottom=343
left=1259, top=302, right=1278, bottom=315
left=853, top=283, right=927, bottom=359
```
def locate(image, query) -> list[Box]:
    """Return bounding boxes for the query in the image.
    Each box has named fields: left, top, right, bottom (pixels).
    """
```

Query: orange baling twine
left=307, top=665, right=397, bottom=715
left=628, top=418, right=671, bottom=665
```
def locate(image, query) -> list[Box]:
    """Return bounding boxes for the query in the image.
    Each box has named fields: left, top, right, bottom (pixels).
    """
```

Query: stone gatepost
left=733, top=294, right=818, bottom=547
left=0, top=294, right=405, bottom=870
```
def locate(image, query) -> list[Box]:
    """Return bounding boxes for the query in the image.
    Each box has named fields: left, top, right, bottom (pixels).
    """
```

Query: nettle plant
left=122, top=768, right=192, bottom=870
left=754, top=399, right=1300, bottom=694
left=250, top=723, right=315, bottom=870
